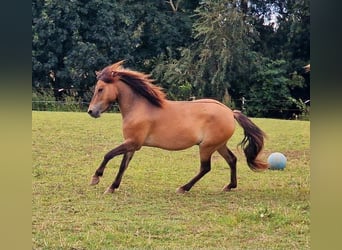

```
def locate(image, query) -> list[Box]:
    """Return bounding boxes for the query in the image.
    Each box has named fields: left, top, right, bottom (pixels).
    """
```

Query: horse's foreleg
left=90, top=140, right=138, bottom=186
left=177, top=158, right=211, bottom=194
left=217, top=146, right=237, bottom=191
left=104, top=151, right=135, bottom=194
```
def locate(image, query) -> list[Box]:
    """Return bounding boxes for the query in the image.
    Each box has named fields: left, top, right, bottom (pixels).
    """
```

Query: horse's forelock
left=96, top=66, right=121, bottom=83
left=96, top=61, right=125, bottom=83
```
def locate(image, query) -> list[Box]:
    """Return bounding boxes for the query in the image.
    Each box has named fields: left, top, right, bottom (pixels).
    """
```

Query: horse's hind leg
left=104, top=151, right=135, bottom=194
left=176, top=159, right=211, bottom=194
left=177, top=147, right=214, bottom=194
left=217, top=145, right=237, bottom=191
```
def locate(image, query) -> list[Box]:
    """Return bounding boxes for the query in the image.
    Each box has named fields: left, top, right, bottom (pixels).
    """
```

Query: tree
left=250, top=0, right=310, bottom=71
left=32, top=0, right=80, bottom=90
left=153, top=0, right=255, bottom=102
left=32, top=0, right=310, bottom=118
left=32, top=0, right=197, bottom=100
left=244, top=55, right=296, bottom=118
left=32, top=0, right=142, bottom=98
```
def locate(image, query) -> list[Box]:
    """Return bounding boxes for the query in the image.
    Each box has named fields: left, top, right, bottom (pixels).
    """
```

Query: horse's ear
left=109, top=60, right=126, bottom=71
left=111, top=71, right=118, bottom=77
left=95, top=70, right=100, bottom=76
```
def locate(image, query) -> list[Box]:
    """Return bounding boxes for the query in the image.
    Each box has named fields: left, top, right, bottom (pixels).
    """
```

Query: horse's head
left=87, top=61, right=124, bottom=118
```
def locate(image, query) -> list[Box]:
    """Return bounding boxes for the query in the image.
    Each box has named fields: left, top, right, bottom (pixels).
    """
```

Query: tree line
left=32, top=0, right=310, bottom=118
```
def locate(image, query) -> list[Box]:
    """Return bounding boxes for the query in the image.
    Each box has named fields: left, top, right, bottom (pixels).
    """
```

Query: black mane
left=97, top=64, right=166, bottom=107
left=118, top=72, right=166, bottom=107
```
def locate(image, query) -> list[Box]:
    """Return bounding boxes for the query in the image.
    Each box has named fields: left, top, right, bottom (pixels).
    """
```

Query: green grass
left=32, top=111, right=310, bottom=249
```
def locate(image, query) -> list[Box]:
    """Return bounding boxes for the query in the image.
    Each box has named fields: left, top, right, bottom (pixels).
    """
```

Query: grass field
left=32, top=111, right=310, bottom=249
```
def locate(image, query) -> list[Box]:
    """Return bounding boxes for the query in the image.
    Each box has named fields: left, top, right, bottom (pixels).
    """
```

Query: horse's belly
left=144, top=126, right=201, bottom=150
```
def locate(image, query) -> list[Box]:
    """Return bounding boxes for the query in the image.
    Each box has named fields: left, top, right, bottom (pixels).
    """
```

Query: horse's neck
left=116, top=83, right=151, bottom=119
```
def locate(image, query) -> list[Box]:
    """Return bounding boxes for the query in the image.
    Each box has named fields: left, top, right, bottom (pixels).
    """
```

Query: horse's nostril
left=88, top=109, right=92, bottom=114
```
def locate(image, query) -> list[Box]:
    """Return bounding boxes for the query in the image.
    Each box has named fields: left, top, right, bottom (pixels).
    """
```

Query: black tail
left=233, top=110, right=268, bottom=171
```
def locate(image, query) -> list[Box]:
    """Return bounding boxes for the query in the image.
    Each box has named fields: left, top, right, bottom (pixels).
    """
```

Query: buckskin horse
left=87, top=61, right=268, bottom=194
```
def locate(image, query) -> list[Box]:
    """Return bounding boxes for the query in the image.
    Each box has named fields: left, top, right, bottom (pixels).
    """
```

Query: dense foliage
left=32, top=0, right=310, bottom=118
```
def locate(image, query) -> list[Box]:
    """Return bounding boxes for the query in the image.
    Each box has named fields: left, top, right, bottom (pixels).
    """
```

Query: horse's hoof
left=90, top=175, right=100, bottom=186
left=103, top=187, right=115, bottom=194
left=176, top=187, right=187, bottom=194
left=222, top=184, right=236, bottom=192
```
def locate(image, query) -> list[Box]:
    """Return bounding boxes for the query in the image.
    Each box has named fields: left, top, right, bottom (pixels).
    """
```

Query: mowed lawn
left=32, top=111, right=310, bottom=249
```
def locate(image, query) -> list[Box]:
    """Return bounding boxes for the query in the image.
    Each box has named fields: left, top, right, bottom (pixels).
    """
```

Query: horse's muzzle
left=87, top=109, right=100, bottom=118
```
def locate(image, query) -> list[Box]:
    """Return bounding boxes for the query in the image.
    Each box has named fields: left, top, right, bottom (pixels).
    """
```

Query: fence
left=31, top=99, right=309, bottom=120
left=32, top=100, right=120, bottom=113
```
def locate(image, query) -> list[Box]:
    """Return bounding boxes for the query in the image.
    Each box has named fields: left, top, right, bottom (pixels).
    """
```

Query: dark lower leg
left=218, top=147, right=237, bottom=191
left=90, top=141, right=136, bottom=186
left=109, top=151, right=134, bottom=190
left=94, top=159, right=109, bottom=177
left=90, top=152, right=115, bottom=185
left=179, top=159, right=211, bottom=192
